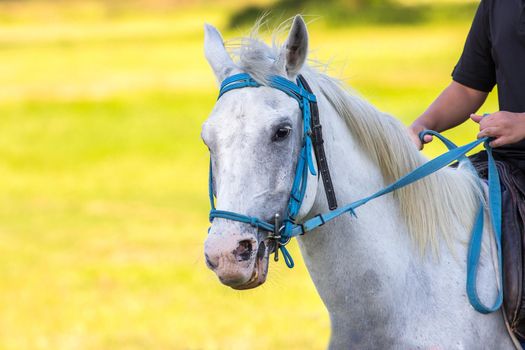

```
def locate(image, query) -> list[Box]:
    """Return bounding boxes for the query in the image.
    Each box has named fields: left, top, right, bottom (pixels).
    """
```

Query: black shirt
left=452, top=0, right=525, bottom=152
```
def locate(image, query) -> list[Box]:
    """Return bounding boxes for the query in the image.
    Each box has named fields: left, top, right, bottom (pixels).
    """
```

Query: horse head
left=201, top=16, right=319, bottom=289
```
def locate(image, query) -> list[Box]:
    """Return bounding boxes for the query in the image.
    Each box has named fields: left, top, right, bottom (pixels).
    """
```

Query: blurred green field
left=0, top=1, right=498, bottom=349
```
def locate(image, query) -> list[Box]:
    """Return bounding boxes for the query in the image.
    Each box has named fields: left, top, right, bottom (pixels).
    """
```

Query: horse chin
left=230, top=240, right=270, bottom=290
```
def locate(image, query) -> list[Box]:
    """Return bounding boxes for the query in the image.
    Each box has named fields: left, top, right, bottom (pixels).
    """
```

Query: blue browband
left=207, top=73, right=502, bottom=314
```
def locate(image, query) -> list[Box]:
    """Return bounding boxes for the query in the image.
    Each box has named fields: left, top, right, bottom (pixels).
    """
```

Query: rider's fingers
left=423, top=134, right=433, bottom=143
left=470, top=114, right=484, bottom=123
left=489, top=137, right=506, bottom=148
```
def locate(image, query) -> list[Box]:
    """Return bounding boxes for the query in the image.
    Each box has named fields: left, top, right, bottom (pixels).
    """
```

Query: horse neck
left=295, top=89, right=494, bottom=344
left=297, top=95, right=417, bottom=312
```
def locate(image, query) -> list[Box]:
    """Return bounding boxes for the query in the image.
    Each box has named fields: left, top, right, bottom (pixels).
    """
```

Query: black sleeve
left=452, top=0, right=496, bottom=92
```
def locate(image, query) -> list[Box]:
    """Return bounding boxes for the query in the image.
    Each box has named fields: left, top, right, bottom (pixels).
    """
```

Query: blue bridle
left=207, top=72, right=502, bottom=314
left=209, top=73, right=319, bottom=268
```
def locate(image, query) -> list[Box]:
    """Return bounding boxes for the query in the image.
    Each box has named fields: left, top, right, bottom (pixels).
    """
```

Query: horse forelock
left=225, top=17, right=301, bottom=85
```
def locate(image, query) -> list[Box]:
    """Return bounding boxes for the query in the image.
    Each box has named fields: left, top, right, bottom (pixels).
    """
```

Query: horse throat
left=296, top=96, right=415, bottom=342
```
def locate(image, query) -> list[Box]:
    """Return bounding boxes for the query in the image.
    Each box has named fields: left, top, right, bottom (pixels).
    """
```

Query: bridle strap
left=210, top=73, right=323, bottom=268
left=296, top=75, right=338, bottom=210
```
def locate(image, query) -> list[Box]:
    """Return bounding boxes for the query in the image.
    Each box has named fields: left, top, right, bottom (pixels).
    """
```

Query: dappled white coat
left=203, top=15, right=515, bottom=349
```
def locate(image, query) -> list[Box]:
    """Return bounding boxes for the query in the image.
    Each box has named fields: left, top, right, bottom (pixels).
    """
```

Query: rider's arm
left=409, top=0, right=494, bottom=150
left=408, top=81, right=488, bottom=149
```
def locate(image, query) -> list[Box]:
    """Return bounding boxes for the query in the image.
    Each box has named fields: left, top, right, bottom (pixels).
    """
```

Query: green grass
left=0, top=1, right=499, bottom=349
left=229, top=0, right=480, bottom=28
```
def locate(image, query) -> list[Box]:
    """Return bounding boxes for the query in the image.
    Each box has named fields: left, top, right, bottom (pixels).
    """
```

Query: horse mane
left=228, top=22, right=482, bottom=255
left=311, top=73, right=482, bottom=255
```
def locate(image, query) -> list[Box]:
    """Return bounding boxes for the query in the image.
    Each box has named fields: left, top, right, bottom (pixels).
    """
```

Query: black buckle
left=312, top=124, right=324, bottom=145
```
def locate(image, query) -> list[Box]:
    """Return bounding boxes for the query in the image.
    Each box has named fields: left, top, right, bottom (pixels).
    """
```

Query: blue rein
left=207, top=72, right=502, bottom=314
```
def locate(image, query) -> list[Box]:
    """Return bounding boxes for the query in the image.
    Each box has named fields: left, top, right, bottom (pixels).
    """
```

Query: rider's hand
left=471, top=112, right=525, bottom=148
left=408, top=123, right=434, bottom=150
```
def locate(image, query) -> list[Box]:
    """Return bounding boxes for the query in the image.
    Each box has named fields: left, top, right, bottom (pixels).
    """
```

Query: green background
left=0, top=0, right=497, bottom=349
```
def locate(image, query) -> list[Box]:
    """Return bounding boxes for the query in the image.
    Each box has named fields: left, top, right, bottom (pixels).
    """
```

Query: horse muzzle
left=204, top=232, right=271, bottom=289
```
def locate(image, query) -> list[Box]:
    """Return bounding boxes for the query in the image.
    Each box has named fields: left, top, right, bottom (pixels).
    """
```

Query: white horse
left=202, top=15, right=515, bottom=349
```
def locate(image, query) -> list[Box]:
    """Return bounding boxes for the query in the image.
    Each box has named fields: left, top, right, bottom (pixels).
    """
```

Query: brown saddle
left=469, top=151, right=525, bottom=341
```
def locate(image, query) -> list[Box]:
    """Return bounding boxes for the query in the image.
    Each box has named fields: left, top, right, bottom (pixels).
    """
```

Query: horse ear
left=284, top=15, right=308, bottom=77
left=204, top=24, right=238, bottom=83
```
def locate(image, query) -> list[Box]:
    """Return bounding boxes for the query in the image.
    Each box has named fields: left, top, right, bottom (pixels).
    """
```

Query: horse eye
left=272, top=126, right=292, bottom=141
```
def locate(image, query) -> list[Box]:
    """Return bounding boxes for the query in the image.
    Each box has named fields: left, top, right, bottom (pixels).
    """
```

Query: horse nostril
left=235, top=239, right=254, bottom=261
left=205, top=253, right=217, bottom=269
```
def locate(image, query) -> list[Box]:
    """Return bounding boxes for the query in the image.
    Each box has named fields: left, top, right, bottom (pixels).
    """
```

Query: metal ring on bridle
left=278, top=234, right=291, bottom=247
left=266, top=226, right=285, bottom=240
